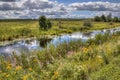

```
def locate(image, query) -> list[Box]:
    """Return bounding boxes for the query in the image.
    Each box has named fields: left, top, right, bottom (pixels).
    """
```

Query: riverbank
left=0, top=29, right=120, bottom=80
left=0, top=27, right=119, bottom=47
left=0, top=20, right=120, bottom=41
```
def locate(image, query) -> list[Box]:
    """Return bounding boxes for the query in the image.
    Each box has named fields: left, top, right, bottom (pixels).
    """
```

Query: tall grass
left=0, top=20, right=120, bottom=41
left=0, top=31, right=120, bottom=79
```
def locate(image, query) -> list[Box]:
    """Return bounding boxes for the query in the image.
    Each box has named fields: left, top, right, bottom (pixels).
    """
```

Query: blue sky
left=0, top=0, right=119, bottom=19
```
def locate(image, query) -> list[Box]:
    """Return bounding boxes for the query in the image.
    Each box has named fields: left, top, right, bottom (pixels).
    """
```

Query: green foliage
left=101, top=15, right=107, bottom=22
left=0, top=31, right=120, bottom=80
left=57, top=63, right=88, bottom=80
left=91, top=56, right=120, bottom=80
left=0, top=20, right=120, bottom=41
left=19, top=28, right=32, bottom=36
left=94, top=13, right=119, bottom=22
left=87, top=32, right=111, bottom=45
left=94, top=16, right=101, bottom=22
left=83, top=20, right=93, bottom=28
left=113, top=17, right=119, bottom=22
left=106, top=13, right=112, bottom=22
left=39, top=16, right=52, bottom=30
left=47, top=20, right=52, bottom=29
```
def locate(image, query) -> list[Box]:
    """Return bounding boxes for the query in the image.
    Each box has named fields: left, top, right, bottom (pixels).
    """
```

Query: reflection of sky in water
left=0, top=27, right=120, bottom=56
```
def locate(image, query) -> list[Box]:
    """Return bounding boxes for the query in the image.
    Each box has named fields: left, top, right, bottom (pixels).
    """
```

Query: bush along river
left=0, top=27, right=120, bottom=58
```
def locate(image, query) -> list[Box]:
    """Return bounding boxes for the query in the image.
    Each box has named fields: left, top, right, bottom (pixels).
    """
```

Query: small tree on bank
left=39, top=16, right=52, bottom=30
left=94, top=16, right=101, bottom=22
left=113, top=17, right=119, bottom=22
left=101, top=15, right=107, bottom=22
left=106, top=13, right=112, bottom=22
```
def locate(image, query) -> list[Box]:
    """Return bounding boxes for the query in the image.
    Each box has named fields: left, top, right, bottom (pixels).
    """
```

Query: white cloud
left=69, top=2, right=120, bottom=12
left=0, top=1, right=120, bottom=18
left=0, top=0, right=70, bottom=18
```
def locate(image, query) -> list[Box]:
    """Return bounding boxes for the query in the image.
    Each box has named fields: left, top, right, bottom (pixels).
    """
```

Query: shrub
left=83, top=21, right=93, bottom=28
left=113, top=17, right=119, bottom=22
left=101, top=14, right=107, bottom=22
left=94, top=16, right=101, bottom=22
left=39, top=16, right=52, bottom=30
left=109, top=22, right=113, bottom=25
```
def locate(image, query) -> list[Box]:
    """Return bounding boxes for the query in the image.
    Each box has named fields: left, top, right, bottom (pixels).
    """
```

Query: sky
left=0, top=0, right=120, bottom=19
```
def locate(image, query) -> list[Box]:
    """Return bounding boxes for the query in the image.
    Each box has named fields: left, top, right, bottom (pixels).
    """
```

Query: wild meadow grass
left=0, top=31, right=120, bottom=80
left=0, top=20, right=120, bottom=41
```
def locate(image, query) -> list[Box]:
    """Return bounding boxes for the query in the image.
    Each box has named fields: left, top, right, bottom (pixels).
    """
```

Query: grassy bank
left=0, top=20, right=120, bottom=41
left=0, top=31, right=120, bottom=80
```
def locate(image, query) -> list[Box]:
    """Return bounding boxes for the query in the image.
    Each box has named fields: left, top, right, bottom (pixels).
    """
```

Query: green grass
left=0, top=20, right=120, bottom=41
left=0, top=20, right=120, bottom=79
left=90, top=55, right=120, bottom=80
left=0, top=31, right=120, bottom=80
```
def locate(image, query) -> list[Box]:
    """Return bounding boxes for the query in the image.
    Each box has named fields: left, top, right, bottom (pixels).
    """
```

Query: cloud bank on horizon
left=0, top=0, right=120, bottom=19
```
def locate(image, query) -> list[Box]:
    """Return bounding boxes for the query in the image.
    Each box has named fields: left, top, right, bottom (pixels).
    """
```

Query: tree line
left=94, top=13, right=120, bottom=22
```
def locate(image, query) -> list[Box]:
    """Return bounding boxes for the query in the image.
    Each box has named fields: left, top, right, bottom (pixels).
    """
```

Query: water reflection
left=0, top=27, right=120, bottom=56
left=39, top=38, right=52, bottom=48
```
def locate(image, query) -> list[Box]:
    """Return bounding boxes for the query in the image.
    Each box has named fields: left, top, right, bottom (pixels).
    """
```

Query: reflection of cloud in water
left=71, top=34, right=82, bottom=39
left=0, top=27, right=120, bottom=57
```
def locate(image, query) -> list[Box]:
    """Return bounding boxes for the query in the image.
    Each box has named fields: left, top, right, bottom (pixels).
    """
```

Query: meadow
left=0, top=19, right=120, bottom=80
left=0, top=20, right=120, bottom=41
left=0, top=30, right=120, bottom=80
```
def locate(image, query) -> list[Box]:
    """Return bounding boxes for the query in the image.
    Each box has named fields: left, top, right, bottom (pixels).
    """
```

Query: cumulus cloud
left=0, top=0, right=16, bottom=2
left=0, top=0, right=120, bottom=19
left=69, top=2, right=120, bottom=12
left=0, top=0, right=70, bottom=18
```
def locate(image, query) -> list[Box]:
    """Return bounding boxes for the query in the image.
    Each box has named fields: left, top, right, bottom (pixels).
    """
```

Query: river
left=0, top=27, right=120, bottom=57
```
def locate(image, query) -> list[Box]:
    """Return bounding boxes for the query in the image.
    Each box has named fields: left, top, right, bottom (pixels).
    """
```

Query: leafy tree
left=106, top=13, right=112, bottom=22
left=101, top=14, right=107, bottom=22
left=113, top=17, right=119, bottom=22
left=47, top=20, right=52, bottom=29
left=39, top=16, right=52, bottom=30
left=94, top=16, right=101, bottom=22
left=119, top=18, right=120, bottom=22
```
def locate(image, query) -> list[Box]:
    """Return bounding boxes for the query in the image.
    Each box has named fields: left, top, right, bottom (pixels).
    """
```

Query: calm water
left=0, top=27, right=120, bottom=57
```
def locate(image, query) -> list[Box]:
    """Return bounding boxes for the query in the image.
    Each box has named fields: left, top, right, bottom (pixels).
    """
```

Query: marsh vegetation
left=0, top=17, right=120, bottom=80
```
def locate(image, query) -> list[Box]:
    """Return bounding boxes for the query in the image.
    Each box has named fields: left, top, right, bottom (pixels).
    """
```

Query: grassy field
left=0, top=20, right=120, bottom=41
left=0, top=20, right=120, bottom=80
left=0, top=31, right=120, bottom=80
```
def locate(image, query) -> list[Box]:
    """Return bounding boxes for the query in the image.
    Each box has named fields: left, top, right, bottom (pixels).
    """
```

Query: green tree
left=113, top=17, right=119, bottom=22
left=106, top=13, right=112, bottom=22
left=39, top=16, right=52, bottom=30
left=47, top=20, right=52, bottom=29
left=101, top=14, right=107, bottom=22
left=94, top=16, right=101, bottom=22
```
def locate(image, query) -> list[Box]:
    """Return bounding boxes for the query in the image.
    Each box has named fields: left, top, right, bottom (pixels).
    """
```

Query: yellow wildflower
left=15, top=66, right=22, bottom=71
left=7, top=65, right=11, bottom=69
left=97, top=56, right=103, bottom=63
left=28, top=68, right=32, bottom=71
left=3, top=73, right=7, bottom=76
left=13, top=72, right=16, bottom=75
left=22, top=74, right=29, bottom=80
left=54, top=71, right=58, bottom=77
left=3, top=73, right=9, bottom=78
left=6, top=74, right=9, bottom=78
left=82, top=47, right=88, bottom=53
left=33, top=59, right=37, bottom=62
